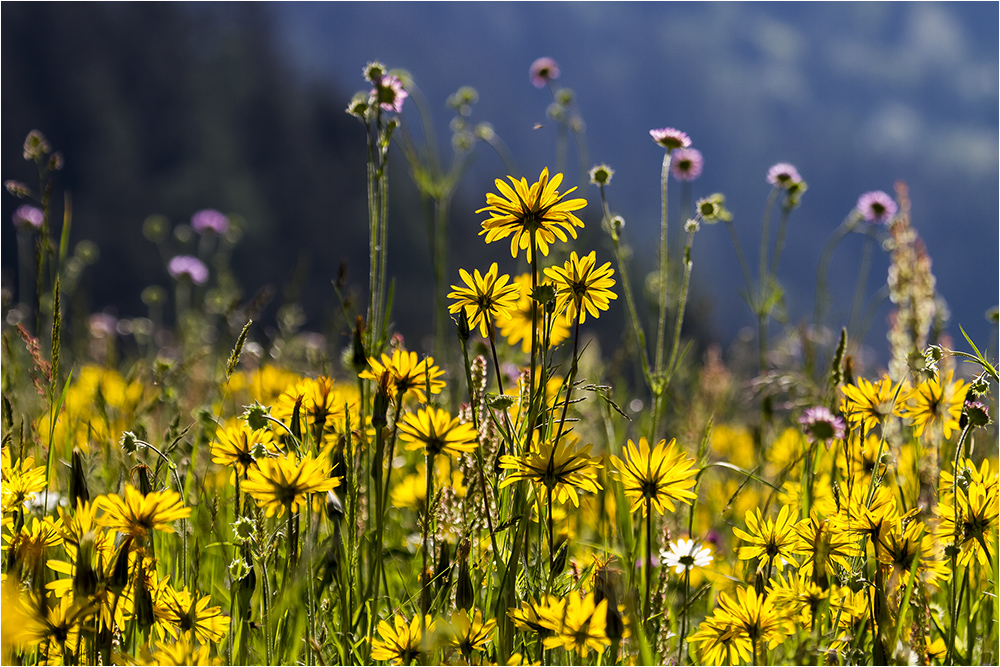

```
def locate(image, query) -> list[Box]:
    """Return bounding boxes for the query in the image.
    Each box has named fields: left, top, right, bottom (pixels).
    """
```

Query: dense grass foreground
left=2, top=59, right=997, bottom=666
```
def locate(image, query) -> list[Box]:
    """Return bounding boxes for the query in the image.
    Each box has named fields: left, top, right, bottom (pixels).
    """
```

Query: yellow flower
left=716, top=585, right=790, bottom=651
left=768, top=571, right=830, bottom=628
left=398, top=407, right=478, bottom=457
left=539, top=591, right=610, bottom=657
left=1, top=585, right=98, bottom=659
left=211, top=423, right=274, bottom=478
left=478, top=167, right=587, bottom=262
left=904, top=371, right=966, bottom=439
left=449, top=609, right=496, bottom=656
left=543, top=250, right=618, bottom=323
left=391, top=459, right=468, bottom=510
left=710, top=424, right=756, bottom=471
left=1, top=449, right=47, bottom=511
left=499, top=273, right=572, bottom=353
left=5, top=516, right=64, bottom=572
left=97, top=485, right=191, bottom=540
left=876, top=519, right=948, bottom=589
left=507, top=596, right=561, bottom=635
left=687, top=608, right=751, bottom=666
left=447, top=263, right=521, bottom=338
left=359, top=349, right=445, bottom=405
left=840, top=376, right=906, bottom=433
left=140, top=636, right=222, bottom=666
left=733, top=504, right=800, bottom=567
left=791, top=513, right=860, bottom=588
left=936, top=480, right=998, bottom=567
left=154, top=584, right=228, bottom=643
left=272, top=375, right=357, bottom=443
left=243, top=452, right=339, bottom=517
left=370, top=613, right=435, bottom=664
left=498, top=435, right=603, bottom=507
left=610, top=437, right=698, bottom=517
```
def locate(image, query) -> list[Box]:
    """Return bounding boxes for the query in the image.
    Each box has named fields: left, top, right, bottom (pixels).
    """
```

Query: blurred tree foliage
left=2, top=3, right=383, bottom=336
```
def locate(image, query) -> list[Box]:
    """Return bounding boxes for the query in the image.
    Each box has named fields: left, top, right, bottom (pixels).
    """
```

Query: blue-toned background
left=3, top=2, right=997, bottom=363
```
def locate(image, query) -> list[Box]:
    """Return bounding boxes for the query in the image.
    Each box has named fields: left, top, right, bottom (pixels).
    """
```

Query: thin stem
left=655, top=152, right=671, bottom=375
left=848, top=233, right=876, bottom=344
left=724, top=219, right=757, bottom=311
left=665, top=229, right=697, bottom=382
left=677, top=568, right=691, bottom=665
left=814, top=214, right=861, bottom=330
left=644, top=506, right=653, bottom=628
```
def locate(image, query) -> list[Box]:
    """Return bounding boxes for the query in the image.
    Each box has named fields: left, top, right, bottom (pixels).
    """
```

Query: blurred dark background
left=3, top=2, right=997, bottom=365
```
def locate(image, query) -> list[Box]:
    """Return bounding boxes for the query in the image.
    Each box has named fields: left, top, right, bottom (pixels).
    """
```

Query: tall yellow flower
left=447, top=263, right=520, bottom=338
left=97, top=486, right=192, bottom=540
left=610, top=437, right=698, bottom=516
left=498, top=435, right=603, bottom=507
left=398, top=407, right=478, bottom=457
left=243, top=453, right=339, bottom=517
left=904, top=371, right=966, bottom=439
left=543, top=250, right=618, bottom=323
left=478, top=168, right=587, bottom=262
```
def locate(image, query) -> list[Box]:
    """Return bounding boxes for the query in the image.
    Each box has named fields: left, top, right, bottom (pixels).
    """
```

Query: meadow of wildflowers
left=1, top=58, right=997, bottom=667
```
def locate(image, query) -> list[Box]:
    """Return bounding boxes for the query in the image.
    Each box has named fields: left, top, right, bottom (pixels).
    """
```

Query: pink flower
left=168, top=255, right=209, bottom=285
left=799, top=406, right=846, bottom=446
left=649, top=127, right=691, bottom=152
left=529, top=57, right=560, bottom=88
left=13, top=205, right=43, bottom=230
left=856, top=191, right=897, bottom=224
left=191, top=209, right=229, bottom=235
left=371, top=75, right=407, bottom=113
left=766, top=163, right=802, bottom=189
left=670, top=148, right=704, bottom=182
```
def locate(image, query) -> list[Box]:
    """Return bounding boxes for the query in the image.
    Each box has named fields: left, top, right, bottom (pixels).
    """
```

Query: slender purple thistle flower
left=766, top=163, right=802, bottom=189
left=168, top=255, right=209, bottom=285
left=799, top=406, right=846, bottom=446
left=649, top=127, right=691, bottom=152
left=13, top=205, right=43, bottom=230
left=670, top=147, right=704, bottom=182
left=191, top=209, right=229, bottom=235
left=529, top=57, right=560, bottom=88
left=856, top=191, right=897, bottom=224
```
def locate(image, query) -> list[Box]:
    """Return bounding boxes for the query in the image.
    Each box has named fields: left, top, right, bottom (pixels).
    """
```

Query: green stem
left=814, top=214, right=861, bottom=331
left=848, top=233, right=876, bottom=345
left=644, top=505, right=653, bottom=628
left=665, top=228, right=696, bottom=382
left=655, top=152, right=671, bottom=376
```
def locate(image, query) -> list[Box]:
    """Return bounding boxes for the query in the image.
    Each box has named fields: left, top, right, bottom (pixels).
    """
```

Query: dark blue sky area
left=268, top=1, right=999, bottom=358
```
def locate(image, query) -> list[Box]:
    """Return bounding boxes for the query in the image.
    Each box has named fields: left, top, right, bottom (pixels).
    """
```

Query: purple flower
left=168, top=255, right=209, bottom=285
left=649, top=127, right=691, bottom=152
left=371, top=75, right=407, bottom=113
left=856, top=191, right=897, bottom=224
left=799, top=406, right=846, bottom=446
left=13, top=205, right=43, bottom=230
left=529, top=57, right=560, bottom=88
left=766, top=163, right=802, bottom=189
left=191, top=209, right=229, bottom=235
left=670, top=147, right=704, bottom=182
